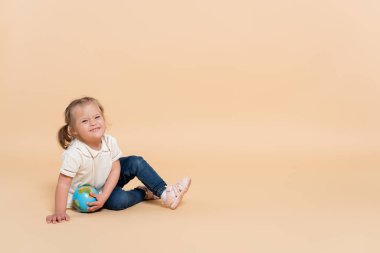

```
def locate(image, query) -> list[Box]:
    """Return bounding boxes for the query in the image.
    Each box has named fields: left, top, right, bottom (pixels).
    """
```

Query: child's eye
left=95, top=116, right=101, bottom=119
left=82, top=120, right=88, bottom=123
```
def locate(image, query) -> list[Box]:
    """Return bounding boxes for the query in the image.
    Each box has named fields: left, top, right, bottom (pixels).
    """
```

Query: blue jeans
left=104, top=156, right=167, bottom=211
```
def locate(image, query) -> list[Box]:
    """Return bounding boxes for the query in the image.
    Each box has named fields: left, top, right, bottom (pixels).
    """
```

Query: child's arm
left=87, top=160, right=121, bottom=212
left=46, top=173, right=73, bottom=224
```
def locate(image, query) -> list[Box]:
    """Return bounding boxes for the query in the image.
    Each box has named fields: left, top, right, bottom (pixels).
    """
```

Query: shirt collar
left=72, top=136, right=109, bottom=158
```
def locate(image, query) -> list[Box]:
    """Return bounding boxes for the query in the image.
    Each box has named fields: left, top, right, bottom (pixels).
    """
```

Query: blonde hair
left=58, top=97, right=105, bottom=149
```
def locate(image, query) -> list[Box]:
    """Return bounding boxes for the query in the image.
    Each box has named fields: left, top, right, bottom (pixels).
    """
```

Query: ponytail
left=58, top=124, right=73, bottom=149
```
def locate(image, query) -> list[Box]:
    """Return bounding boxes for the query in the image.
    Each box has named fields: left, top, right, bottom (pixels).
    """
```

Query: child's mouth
left=90, top=127, right=101, bottom=132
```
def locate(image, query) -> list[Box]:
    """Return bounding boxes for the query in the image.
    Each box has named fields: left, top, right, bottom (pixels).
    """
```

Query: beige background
left=1, top=0, right=380, bottom=252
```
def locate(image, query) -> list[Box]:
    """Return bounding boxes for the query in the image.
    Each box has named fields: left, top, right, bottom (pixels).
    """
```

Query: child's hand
left=87, top=192, right=106, bottom=212
left=46, top=212, right=70, bottom=224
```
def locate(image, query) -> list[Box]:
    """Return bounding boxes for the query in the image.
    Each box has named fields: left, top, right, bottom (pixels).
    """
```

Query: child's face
left=70, top=102, right=106, bottom=147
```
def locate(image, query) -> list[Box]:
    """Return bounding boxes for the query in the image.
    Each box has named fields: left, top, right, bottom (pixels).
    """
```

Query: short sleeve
left=59, top=149, right=82, bottom=177
left=107, top=135, right=123, bottom=162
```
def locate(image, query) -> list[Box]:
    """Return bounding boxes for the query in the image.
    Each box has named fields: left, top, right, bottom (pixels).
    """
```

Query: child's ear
left=68, top=126, right=77, bottom=136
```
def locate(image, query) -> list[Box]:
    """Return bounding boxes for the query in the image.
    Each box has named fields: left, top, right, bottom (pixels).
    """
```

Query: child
left=46, top=97, right=191, bottom=224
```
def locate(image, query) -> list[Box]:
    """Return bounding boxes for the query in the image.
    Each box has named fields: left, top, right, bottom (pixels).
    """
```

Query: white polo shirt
left=59, top=134, right=122, bottom=208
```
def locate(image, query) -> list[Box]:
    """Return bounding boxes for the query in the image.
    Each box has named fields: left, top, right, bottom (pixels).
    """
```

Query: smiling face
left=70, top=102, right=106, bottom=149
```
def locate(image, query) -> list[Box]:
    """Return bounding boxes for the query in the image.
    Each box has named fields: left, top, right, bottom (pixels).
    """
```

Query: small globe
left=72, top=184, right=99, bottom=212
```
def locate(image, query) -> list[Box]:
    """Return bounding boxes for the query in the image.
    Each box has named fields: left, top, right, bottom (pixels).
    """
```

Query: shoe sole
left=170, top=177, right=192, bottom=210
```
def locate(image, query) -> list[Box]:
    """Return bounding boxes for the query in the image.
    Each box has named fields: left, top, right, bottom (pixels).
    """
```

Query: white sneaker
left=162, top=177, right=191, bottom=209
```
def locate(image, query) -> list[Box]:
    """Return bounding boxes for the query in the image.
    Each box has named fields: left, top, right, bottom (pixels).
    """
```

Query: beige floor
left=2, top=1, right=380, bottom=252
left=1, top=138, right=380, bottom=252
